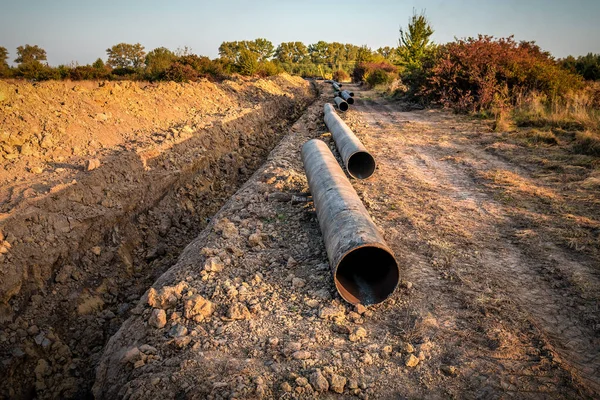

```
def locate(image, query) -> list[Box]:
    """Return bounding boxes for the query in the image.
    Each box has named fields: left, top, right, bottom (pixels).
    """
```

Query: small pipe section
left=301, top=139, right=399, bottom=305
left=332, top=82, right=342, bottom=91
left=340, top=90, right=354, bottom=104
left=323, top=103, right=375, bottom=179
left=333, top=97, right=349, bottom=112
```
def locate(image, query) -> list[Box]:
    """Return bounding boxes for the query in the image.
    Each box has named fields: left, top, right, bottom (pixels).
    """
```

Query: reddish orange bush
left=422, top=36, right=583, bottom=112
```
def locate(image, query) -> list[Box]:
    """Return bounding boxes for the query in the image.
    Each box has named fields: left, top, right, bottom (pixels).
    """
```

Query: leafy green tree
left=0, top=46, right=9, bottom=76
left=308, top=41, right=329, bottom=64
left=106, top=43, right=146, bottom=68
left=275, top=42, right=308, bottom=63
left=145, top=47, right=176, bottom=79
left=15, top=44, right=47, bottom=64
left=248, top=38, right=274, bottom=62
left=218, top=41, right=241, bottom=62
left=237, top=49, right=258, bottom=75
left=398, top=9, right=434, bottom=68
left=92, top=58, right=105, bottom=69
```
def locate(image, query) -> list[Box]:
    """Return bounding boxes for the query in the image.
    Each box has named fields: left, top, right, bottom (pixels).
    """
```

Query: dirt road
left=93, top=83, right=599, bottom=399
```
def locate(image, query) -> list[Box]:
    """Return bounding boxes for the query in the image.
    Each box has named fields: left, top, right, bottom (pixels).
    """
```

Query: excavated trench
left=0, top=80, right=316, bottom=399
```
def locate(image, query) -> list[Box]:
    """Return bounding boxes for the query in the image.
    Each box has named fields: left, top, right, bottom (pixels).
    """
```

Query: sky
left=1, top=0, right=599, bottom=66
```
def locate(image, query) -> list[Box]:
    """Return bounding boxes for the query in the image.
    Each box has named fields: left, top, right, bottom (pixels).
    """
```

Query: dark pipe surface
left=340, top=91, right=355, bottom=104
left=301, top=139, right=399, bottom=305
left=323, top=103, right=375, bottom=179
left=332, top=82, right=342, bottom=91
left=333, top=97, right=349, bottom=112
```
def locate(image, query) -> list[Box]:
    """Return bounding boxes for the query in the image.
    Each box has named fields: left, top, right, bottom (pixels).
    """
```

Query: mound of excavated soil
left=0, top=74, right=314, bottom=398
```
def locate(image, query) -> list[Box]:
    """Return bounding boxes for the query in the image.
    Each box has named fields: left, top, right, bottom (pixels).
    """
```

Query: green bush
left=257, top=61, right=281, bottom=77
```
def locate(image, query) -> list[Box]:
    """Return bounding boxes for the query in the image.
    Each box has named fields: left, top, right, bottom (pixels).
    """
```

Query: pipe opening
left=346, top=97, right=355, bottom=105
left=348, top=92, right=354, bottom=97
left=347, top=151, right=376, bottom=179
left=338, top=102, right=348, bottom=112
left=335, top=246, right=399, bottom=305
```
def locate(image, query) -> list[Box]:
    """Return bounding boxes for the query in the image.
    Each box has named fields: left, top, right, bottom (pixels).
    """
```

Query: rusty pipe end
left=334, top=98, right=349, bottom=112
left=334, top=244, right=399, bottom=305
left=347, top=150, right=376, bottom=179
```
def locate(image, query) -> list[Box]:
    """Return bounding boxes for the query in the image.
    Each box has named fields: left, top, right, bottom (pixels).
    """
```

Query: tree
left=398, top=9, right=434, bottom=68
left=308, top=41, right=329, bottom=64
left=237, top=49, right=258, bottom=75
left=0, top=47, right=9, bottom=74
left=218, top=41, right=241, bottom=62
left=15, top=44, right=47, bottom=65
left=92, top=58, right=105, bottom=69
left=145, top=47, right=176, bottom=78
left=106, top=43, right=146, bottom=69
left=248, top=38, right=274, bottom=62
left=275, top=42, right=308, bottom=64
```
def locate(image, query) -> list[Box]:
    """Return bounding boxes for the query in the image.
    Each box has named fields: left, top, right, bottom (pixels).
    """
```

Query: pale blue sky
left=1, top=0, right=599, bottom=66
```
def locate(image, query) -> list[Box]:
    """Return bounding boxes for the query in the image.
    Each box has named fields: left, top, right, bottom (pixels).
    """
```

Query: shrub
left=352, top=61, right=397, bottom=84
left=256, top=61, right=281, bottom=77
left=163, top=62, right=197, bottom=82
left=332, top=69, right=350, bottom=82
left=237, top=49, right=258, bottom=76
left=421, top=36, right=584, bottom=113
left=366, top=69, right=395, bottom=87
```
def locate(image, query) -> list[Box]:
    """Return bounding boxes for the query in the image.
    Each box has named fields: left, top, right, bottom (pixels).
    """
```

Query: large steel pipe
left=340, top=90, right=354, bottom=104
left=302, top=139, right=399, bottom=305
left=324, top=103, right=376, bottom=179
left=333, top=97, right=349, bottom=112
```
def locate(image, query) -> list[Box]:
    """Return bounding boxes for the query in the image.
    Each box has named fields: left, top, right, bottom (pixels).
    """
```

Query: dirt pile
left=0, top=74, right=314, bottom=398
left=94, top=85, right=599, bottom=399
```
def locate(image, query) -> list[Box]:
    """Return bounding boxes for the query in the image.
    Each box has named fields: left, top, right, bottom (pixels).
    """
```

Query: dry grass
left=512, top=89, right=600, bottom=133
left=573, top=130, right=600, bottom=156
left=515, top=129, right=559, bottom=145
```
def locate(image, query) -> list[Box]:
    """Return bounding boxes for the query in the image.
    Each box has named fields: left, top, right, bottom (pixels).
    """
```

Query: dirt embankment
left=0, top=75, right=314, bottom=398
left=93, top=85, right=599, bottom=399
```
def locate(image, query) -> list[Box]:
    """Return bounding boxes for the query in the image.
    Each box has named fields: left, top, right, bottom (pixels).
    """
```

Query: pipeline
left=301, top=139, right=399, bottom=305
left=332, top=82, right=342, bottom=91
left=340, top=90, right=354, bottom=104
left=333, top=96, right=349, bottom=112
left=323, top=103, right=376, bottom=179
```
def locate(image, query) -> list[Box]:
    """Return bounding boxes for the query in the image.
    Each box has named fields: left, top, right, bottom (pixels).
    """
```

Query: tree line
left=0, top=12, right=598, bottom=86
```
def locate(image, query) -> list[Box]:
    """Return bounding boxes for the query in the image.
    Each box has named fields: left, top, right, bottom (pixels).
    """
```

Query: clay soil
left=0, top=75, right=314, bottom=398
left=92, top=84, right=600, bottom=399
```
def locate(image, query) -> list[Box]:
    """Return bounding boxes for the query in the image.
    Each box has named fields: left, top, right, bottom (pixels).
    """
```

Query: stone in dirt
left=318, top=306, right=345, bottom=321
left=86, top=158, right=101, bottom=171
left=441, top=365, right=458, bottom=376
left=349, top=327, right=367, bottom=342
left=121, top=347, right=141, bottom=364
left=292, top=277, right=306, bottom=288
left=329, top=373, right=347, bottom=393
left=183, top=294, right=214, bottom=322
left=147, top=282, right=188, bottom=309
left=169, top=324, right=188, bottom=338
left=203, top=257, right=224, bottom=272
left=248, top=232, right=263, bottom=247
left=148, top=309, right=167, bottom=329
left=310, top=369, right=329, bottom=392
left=227, top=303, right=252, bottom=320
left=215, top=218, right=239, bottom=239
left=292, top=350, right=311, bottom=360
left=405, top=354, right=420, bottom=368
